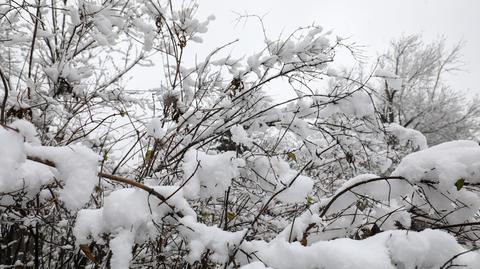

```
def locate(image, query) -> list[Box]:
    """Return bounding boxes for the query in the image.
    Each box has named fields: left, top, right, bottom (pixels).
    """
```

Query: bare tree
left=376, top=34, right=480, bottom=144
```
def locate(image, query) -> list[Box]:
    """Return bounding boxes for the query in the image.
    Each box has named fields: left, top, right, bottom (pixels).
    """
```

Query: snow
left=275, top=175, right=314, bottom=204
left=133, top=18, right=155, bottom=51
left=75, top=186, right=196, bottom=243
left=36, top=29, right=53, bottom=38
left=374, top=68, right=402, bottom=90
left=386, top=77, right=402, bottom=90
left=240, top=262, right=273, bottom=269
left=68, top=6, right=80, bottom=25
left=2, top=2, right=480, bottom=267
left=10, top=119, right=41, bottom=145
left=250, top=156, right=314, bottom=203
left=109, top=230, right=135, bottom=269
left=74, top=186, right=196, bottom=267
left=0, top=127, right=26, bottom=193
left=326, top=67, right=339, bottom=76
left=26, top=143, right=99, bottom=210
left=393, top=140, right=480, bottom=185
left=374, top=68, right=398, bottom=78
left=44, top=66, right=59, bottom=81
left=182, top=150, right=244, bottom=199
left=392, top=140, right=480, bottom=223
left=180, top=215, right=246, bottom=264
left=147, top=119, right=175, bottom=140
left=386, top=123, right=428, bottom=150
left=241, top=229, right=480, bottom=269
left=230, top=124, right=253, bottom=147
left=0, top=121, right=99, bottom=209
left=247, top=52, right=263, bottom=78
left=0, top=122, right=53, bottom=201
left=318, top=91, right=375, bottom=118
left=73, top=209, right=105, bottom=245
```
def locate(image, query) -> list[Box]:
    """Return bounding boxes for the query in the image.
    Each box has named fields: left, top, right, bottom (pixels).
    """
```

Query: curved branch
left=319, top=176, right=409, bottom=218
left=299, top=176, right=410, bottom=246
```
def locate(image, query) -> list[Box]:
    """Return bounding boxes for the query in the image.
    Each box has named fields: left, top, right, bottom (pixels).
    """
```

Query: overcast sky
left=192, top=0, right=480, bottom=95
left=130, top=0, right=480, bottom=98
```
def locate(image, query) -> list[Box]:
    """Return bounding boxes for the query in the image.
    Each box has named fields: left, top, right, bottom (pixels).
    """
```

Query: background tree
left=375, top=34, right=480, bottom=145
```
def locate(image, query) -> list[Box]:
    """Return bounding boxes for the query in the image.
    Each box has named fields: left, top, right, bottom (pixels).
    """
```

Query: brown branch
left=26, top=156, right=183, bottom=217
left=2, top=124, right=183, bottom=216
left=0, top=66, right=10, bottom=124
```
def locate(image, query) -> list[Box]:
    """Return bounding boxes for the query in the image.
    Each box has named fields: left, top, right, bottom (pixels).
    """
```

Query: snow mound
left=0, top=121, right=96, bottom=208
left=242, top=229, right=480, bottom=269
left=393, top=140, right=480, bottom=185
left=74, top=186, right=195, bottom=269
left=26, top=143, right=99, bottom=210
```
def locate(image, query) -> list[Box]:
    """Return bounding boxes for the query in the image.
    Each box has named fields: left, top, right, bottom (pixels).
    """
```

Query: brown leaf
left=80, top=244, right=98, bottom=264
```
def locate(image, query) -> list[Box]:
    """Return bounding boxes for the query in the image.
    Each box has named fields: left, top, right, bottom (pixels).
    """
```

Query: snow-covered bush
left=1, top=1, right=479, bottom=268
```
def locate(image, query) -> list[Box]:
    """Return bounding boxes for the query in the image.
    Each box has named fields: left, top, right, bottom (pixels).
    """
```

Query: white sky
left=130, top=0, right=480, bottom=97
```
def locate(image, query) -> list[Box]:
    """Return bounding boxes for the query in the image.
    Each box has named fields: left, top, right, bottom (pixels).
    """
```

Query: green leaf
left=200, top=212, right=211, bottom=220
left=103, top=150, right=108, bottom=161
left=306, top=196, right=314, bottom=205
left=94, top=185, right=103, bottom=193
left=226, top=211, right=236, bottom=221
left=356, top=199, right=369, bottom=211
left=455, top=178, right=465, bottom=191
left=287, top=151, right=297, bottom=162
left=145, top=149, right=154, bottom=162
left=120, top=111, right=127, bottom=117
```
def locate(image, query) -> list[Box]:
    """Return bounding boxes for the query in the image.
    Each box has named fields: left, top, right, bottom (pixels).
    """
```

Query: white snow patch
left=182, top=150, right=244, bottom=199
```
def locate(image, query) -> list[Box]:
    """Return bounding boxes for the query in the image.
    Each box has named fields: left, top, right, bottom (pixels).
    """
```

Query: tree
left=1, top=1, right=480, bottom=269
left=375, top=34, right=480, bottom=145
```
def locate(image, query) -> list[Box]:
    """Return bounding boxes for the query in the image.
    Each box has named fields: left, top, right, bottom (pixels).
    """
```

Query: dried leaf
left=79, top=244, right=98, bottom=264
